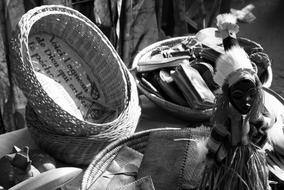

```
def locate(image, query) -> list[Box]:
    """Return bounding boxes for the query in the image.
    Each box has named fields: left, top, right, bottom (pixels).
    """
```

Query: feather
left=196, top=137, right=209, bottom=161
left=216, top=14, right=237, bottom=28
left=216, top=13, right=239, bottom=39
left=214, top=46, right=253, bottom=87
left=231, top=4, right=256, bottom=23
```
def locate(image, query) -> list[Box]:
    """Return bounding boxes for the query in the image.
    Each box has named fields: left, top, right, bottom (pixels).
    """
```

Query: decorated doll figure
left=199, top=14, right=276, bottom=190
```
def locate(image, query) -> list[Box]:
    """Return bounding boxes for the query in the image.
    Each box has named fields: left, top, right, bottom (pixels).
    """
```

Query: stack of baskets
left=11, top=5, right=141, bottom=165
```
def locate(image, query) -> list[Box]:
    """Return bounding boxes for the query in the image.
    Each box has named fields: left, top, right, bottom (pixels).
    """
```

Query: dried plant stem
left=200, top=144, right=269, bottom=190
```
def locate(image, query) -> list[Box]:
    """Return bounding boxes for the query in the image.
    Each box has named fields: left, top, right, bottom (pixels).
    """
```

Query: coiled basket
left=11, top=5, right=141, bottom=165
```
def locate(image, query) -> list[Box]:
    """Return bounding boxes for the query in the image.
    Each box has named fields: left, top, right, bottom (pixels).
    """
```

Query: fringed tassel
left=200, top=144, right=269, bottom=190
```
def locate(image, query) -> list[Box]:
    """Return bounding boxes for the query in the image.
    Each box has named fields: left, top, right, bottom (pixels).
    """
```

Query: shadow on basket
left=11, top=5, right=141, bottom=165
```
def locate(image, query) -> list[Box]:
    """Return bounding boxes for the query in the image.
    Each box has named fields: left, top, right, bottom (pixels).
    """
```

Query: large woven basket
left=11, top=5, right=141, bottom=139
left=131, top=36, right=272, bottom=121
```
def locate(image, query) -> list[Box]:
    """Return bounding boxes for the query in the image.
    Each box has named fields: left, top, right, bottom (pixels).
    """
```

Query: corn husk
left=191, top=61, right=219, bottom=91
left=155, top=69, right=187, bottom=106
left=139, top=75, right=164, bottom=99
left=172, top=64, right=215, bottom=109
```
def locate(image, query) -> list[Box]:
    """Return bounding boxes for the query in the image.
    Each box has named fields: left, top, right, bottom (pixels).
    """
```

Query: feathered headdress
left=214, top=46, right=255, bottom=87
left=213, top=13, right=256, bottom=88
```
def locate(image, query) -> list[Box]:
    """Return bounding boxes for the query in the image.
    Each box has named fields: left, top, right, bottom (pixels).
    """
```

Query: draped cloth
left=93, top=0, right=159, bottom=67
left=137, top=128, right=210, bottom=190
left=92, top=0, right=223, bottom=68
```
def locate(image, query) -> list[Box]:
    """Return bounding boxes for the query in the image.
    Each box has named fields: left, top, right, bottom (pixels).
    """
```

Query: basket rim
left=20, top=4, right=129, bottom=105
left=26, top=71, right=140, bottom=139
left=131, top=35, right=266, bottom=72
left=138, top=82, right=213, bottom=114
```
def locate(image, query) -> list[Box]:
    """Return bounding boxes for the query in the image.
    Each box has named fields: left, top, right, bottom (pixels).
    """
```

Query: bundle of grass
left=200, top=144, right=269, bottom=189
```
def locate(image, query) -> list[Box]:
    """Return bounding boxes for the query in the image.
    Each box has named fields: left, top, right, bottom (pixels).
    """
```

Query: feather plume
left=214, top=46, right=253, bottom=87
left=196, top=137, right=208, bottom=161
left=216, top=13, right=239, bottom=39
left=231, top=4, right=256, bottom=23
left=192, top=125, right=210, bottom=161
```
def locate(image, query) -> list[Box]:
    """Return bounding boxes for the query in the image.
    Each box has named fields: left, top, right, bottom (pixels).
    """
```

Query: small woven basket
left=81, top=127, right=210, bottom=190
left=131, top=36, right=272, bottom=121
left=11, top=5, right=141, bottom=139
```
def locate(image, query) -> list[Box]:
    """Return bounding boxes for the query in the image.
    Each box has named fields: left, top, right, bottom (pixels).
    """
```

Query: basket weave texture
left=81, top=127, right=210, bottom=190
left=25, top=103, right=108, bottom=165
left=131, top=36, right=267, bottom=121
left=11, top=5, right=141, bottom=165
